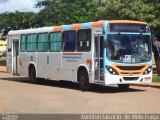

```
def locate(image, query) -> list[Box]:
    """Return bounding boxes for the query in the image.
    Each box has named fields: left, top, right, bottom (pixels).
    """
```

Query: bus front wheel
left=29, top=67, right=38, bottom=84
left=118, top=84, right=130, bottom=90
left=78, top=69, right=90, bottom=91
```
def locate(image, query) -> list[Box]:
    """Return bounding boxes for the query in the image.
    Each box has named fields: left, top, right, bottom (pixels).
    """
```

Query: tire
left=78, top=69, right=91, bottom=91
left=118, top=84, right=130, bottom=90
left=29, top=67, right=38, bottom=84
left=37, top=78, right=46, bottom=84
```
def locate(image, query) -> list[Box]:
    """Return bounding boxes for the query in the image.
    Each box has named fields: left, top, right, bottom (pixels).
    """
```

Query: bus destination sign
left=109, top=23, right=149, bottom=33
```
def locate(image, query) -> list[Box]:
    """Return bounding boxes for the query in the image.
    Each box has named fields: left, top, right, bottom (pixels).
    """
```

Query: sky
left=0, top=0, right=42, bottom=13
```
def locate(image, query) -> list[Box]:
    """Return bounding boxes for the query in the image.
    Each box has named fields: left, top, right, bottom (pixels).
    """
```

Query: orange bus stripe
left=53, top=26, right=62, bottom=32
left=108, top=20, right=147, bottom=24
left=71, top=24, right=82, bottom=30
left=87, top=59, right=92, bottom=70
left=92, top=21, right=104, bottom=27
left=63, top=53, right=82, bottom=56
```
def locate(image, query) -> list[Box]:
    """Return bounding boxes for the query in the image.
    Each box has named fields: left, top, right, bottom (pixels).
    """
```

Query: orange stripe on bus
left=53, top=26, right=62, bottom=32
left=92, top=21, right=104, bottom=27
left=87, top=59, right=92, bottom=70
left=63, top=53, right=82, bottom=56
left=71, top=24, right=81, bottom=30
left=108, top=20, right=147, bottom=24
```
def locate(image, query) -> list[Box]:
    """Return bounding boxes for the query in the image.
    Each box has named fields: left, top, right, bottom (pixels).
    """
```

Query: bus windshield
left=106, top=34, right=151, bottom=63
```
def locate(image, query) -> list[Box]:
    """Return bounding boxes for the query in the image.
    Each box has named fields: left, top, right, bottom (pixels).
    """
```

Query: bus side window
left=20, top=34, right=26, bottom=52
left=63, top=30, right=76, bottom=52
left=77, top=29, right=91, bottom=52
left=50, top=32, right=62, bottom=52
left=37, top=33, right=49, bottom=52
left=26, top=34, right=37, bottom=52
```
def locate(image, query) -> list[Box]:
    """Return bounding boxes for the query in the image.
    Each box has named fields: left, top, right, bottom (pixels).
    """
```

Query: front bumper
left=104, top=72, right=152, bottom=85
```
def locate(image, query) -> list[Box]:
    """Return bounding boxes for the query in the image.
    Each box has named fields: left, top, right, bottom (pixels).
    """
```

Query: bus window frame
left=63, top=30, right=77, bottom=52
left=26, top=33, right=37, bottom=52
left=49, top=32, right=62, bottom=52
left=37, top=32, right=49, bottom=52
left=20, top=34, right=26, bottom=52
left=76, top=28, right=92, bottom=52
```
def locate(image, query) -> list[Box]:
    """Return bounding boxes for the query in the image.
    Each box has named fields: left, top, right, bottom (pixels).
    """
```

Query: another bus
left=7, top=20, right=152, bottom=90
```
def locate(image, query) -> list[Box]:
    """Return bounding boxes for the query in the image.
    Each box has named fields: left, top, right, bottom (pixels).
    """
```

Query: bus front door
left=7, top=36, right=12, bottom=73
left=12, top=40, right=19, bottom=75
left=94, top=35, right=104, bottom=82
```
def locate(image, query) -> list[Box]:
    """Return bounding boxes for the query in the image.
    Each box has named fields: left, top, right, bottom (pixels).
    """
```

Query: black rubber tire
left=29, top=67, right=38, bottom=84
left=118, top=84, right=130, bottom=90
left=37, top=78, right=46, bottom=84
left=78, top=69, right=90, bottom=91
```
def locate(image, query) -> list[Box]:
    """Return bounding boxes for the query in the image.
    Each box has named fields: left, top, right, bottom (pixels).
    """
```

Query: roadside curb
left=0, top=71, right=7, bottom=73
left=132, top=84, right=160, bottom=89
left=0, top=66, right=7, bottom=73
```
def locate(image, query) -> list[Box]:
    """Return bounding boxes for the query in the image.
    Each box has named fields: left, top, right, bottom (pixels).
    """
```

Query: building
left=0, top=33, right=7, bottom=57
left=0, top=38, right=7, bottom=52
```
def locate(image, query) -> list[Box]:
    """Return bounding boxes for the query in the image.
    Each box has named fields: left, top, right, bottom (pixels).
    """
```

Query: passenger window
left=20, top=34, right=26, bottom=52
left=50, top=32, right=62, bottom=52
left=37, top=33, right=49, bottom=52
left=63, top=30, right=76, bottom=52
left=77, top=29, right=91, bottom=52
left=26, top=34, right=37, bottom=52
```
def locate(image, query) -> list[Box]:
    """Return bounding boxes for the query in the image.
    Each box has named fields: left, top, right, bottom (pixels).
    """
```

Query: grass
left=0, top=57, right=6, bottom=66
left=152, top=76, right=160, bottom=83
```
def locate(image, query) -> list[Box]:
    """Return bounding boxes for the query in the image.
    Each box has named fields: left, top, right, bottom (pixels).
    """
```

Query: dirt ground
left=0, top=72, right=160, bottom=114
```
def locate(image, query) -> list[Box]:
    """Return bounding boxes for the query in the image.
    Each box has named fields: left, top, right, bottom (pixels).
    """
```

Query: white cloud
left=0, top=0, right=42, bottom=13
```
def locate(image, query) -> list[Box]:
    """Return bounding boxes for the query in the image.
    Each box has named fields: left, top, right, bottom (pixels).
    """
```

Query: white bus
left=7, top=20, right=152, bottom=91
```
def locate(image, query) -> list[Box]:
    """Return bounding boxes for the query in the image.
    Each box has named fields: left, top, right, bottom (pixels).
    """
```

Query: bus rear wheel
left=118, top=84, right=130, bottom=90
left=78, top=69, right=91, bottom=91
left=29, top=67, right=38, bottom=84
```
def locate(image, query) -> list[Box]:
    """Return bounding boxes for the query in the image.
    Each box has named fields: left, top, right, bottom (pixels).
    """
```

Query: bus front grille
left=123, top=77, right=139, bottom=81
left=117, top=66, right=145, bottom=70
left=120, top=72, right=141, bottom=75
left=111, top=64, right=149, bottom=76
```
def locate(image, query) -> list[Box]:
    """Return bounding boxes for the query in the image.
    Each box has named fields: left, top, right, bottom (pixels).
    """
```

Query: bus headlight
left=106, top=66, right=119, bottom=75
left=143, top=66, right=152, bottom=75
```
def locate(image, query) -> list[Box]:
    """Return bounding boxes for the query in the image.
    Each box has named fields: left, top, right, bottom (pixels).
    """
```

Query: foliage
left=0, top=0, right=159, bottom=39
left=0, top=11, right=37, bottom=34
left=152, top=76, right=160, bottom=82
left=94, top=0, right=160, bottom=39
left=35, top=0, right=96, bottom=26
left=0, top=57, right=6, bottom=66
left=35, top=0, right=160, bottom=38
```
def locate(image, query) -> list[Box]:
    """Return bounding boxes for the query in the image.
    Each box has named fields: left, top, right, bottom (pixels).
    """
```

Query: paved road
left=0, top=72, right=160, bottom=114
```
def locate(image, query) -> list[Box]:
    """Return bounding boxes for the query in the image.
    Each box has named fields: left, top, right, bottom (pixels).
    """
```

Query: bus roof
left=8, top=20, right=148, bottom=35
left=8, top=27, right=54, bottom=35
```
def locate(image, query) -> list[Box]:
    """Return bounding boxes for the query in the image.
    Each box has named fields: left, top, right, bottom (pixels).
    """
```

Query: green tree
left=35, top=0, right=96, bottom=26
left=0, top=11, right=37, bottom=31
left=0, top=0, right=159, bottom=39
left=95, top=0, right=160, bottom=39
